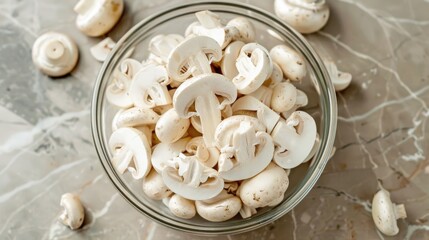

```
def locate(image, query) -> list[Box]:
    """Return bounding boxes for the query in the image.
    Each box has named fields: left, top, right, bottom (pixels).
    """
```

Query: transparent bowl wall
left=91, top=1, right=337, bottom=235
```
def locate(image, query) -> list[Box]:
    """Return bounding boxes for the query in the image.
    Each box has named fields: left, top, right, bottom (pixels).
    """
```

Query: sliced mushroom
left=142, top=169, right=172, bottom=200
left=149, top=34, right=185, bottom=64
left=238, top=162, right=289, bottom=208
left=248, top=85, right=274, bottom=107
left=173, top=73, right=237, bottom=147
left=185, top=136, right=219, bottom=168
left=233, top=43, right=273, bottom=94
left=168, top=194, right=196, bottom=219
left=111, top=107, right=160, bottom=131
left=195, top=190, right=242, bottom=222
left=32, top=32, right=79, bottom=77
left=167, top=36, right=222, bottom=81
left=151, top=137, right=190, bottom=173
left=190, top=100, right=233, bottom=134
left=372, top=181, right=407, bottom=236
left=58, top=193, right=85, bottom=230
left=129, top=64, right=171, bottom=108
left=264, top=63, right=284, bottom=88
left=106, top=58, right=142, bottom=108
left=221, top=41, right=245, bottom=80
left=270, top=45, right=306, bottom=81
left=281, top=89, right=308, bottom=118
left=274, top=0, right=330, bottom=34
left=162, top=154, right=224, bottom=201
left=74, top=0, right=124, bottom=37
left=239, top=204, right=257, bottom=219
left=271, top=111, right=317, bottom=169
left=135, top=125, right=153, bottom=147
left=215, top=115, right=274, bottom=181
left=155, top=108, right=190, bottom=143
left=271, top=81, right=297, bottom=113
left=90, top=37, right=116, bottom=62
left=324, top=60, right=352, bottom=91
left=224, top=182, right=239, bottom=194
left=227, top=17, right=255, bottom=43
left=108, top=127, right=151, bottom=179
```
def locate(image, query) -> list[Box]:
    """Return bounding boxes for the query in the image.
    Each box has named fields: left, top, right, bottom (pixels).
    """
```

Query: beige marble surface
left=0, top=0, right=428, bottom=239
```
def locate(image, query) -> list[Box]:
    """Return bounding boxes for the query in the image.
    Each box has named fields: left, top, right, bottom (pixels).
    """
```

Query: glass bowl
left=91, top=1, right=337, bottom=235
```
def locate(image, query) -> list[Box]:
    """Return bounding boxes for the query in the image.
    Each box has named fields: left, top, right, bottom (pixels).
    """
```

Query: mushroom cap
left=142, top=169, right=172, bottom=200
left=151, top=137, right=190, bottom=173
left=168, top=194, right=196, bottom=219
left=195, top=190, right=242, bottom=222
left=155, top=108, right=190, bottom=143
left=271, top=81, right=297, bottom=112
left=270, top=44, right=307, bottom=81
left=227, top=17, right=255, bottom=43
left=112, top=107, right=160, bottom=130
left=274, top=0, right=330, bottom=34
left=59, top=193, right=85, bottom=230
left=238, top=162, right=289, bottom=208
left=74, top=0, right=124, bottom=37
left=173, top=73, right=237, bottom=119
left=32, top=32, right=79, bottom=77
left=108, top=127, right=152, bottom=179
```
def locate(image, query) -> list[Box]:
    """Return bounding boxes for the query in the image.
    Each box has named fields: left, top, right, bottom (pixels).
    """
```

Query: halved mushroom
left=108, top=127, right=151, bottom=179
left=186, top=136, right=219, bottom=168
left=238, top=162, right=289, bottom=208
left=142, top=169, right=172, bottom=200
left=58, top=193, right=85, bottom=230
left=106, top=58, right=142, bottom=108
left=195, top=190, right=242, bottom=222
left=168, top=194, right=196, bottom=219
left=215, top=115, right=274, bottom=181
left=129, top=64, right=171, bottom=108
left=270, top=45, right=306, bottom=81
left=90, top=37, right=116, bottom=62
left=149, top=34, right=185, bottom=64
left=162, top=154, right=224, bottom=201
left=111, top=107, right=160, bottom=131
left=227, top=17, right=255, bottom=43
left=233, top=43, right=273, bottom=94
left=274, top=0, right=330, bottom=34
left=155, top=108, right=190, bottom=143
left=167, top=36, right=222, bottom=81
left=173, top=73, right=237, bottom=147
left=74, top=0, right=124, bottom=37
left=151, top=137, right=190, bottom=173
left=220, top=41, right=245, bottom=80
left=324, top=60, right=352, bottom=91
left=271, top=81, right=297, bottom=113
left=271, top=111, right=317, bottom=169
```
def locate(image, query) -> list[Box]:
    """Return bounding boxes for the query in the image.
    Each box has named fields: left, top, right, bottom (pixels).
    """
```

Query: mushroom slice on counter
left=90, top=37, right=116, bottom=62
left=324, top=60, right=352, bottom=91
left=58, top=193, right=85, bottom=230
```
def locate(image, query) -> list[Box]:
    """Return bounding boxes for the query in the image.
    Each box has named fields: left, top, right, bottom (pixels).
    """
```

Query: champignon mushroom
left=239, top=204, right=257, bottom=219
left=270, top=45, right=307, bottom=81
left=173, top=73, right=237, bottom=147
left=162, top=154, right=224, bottom=201
left=58, top=193, right=85, bottom=230
left=224, top=182, right=239, bottom=194
left=324, top=60, right=352, bottom=91
left=32, top=32, right=79, bottom=77
left=271, top=111, right=317, bottom=169
left=148, top=34, right=185, bottom=64
left=372, top=181, right=407, bottom=236
left=264, top=63, right=284, bottom=88
left=185, top=136, right=219, bottom=168
left=129, top=64, right=171, bottom=108
left=233, top=43, right=273, bottom=94
left=155, top=108, right=190, bottom=143
left=74, top=0, right=124, bottom=37
left=106, top=58, right=142, bottom=108
left=221, top=41, right=245, bottom=80
left=151, top=137, right=190, bottom=173
left=195, top=190, right=242, bottom=222
left=168, top=194, right=196, bottom=219
left=111, top=107, right=160, bottom=131
left=271, top=81, right=297, bottom=113
left=238, top=162, right=289, bottom=208
left=274, top=0, right=330, bottom=34
left=281, top=89, right=308, bottom=118
left=167, top=36, right=222, bottom=81
left=142, top=169, right=172, bottom=200
left=215, top=115, right=274, bottom=181
left=248, top=85, right=274, bottom=107
left=90, top=37, right=116, bottom=62
left=227, top=17, right=255, bottom=43
left=108, top=127, right=151, bottom=179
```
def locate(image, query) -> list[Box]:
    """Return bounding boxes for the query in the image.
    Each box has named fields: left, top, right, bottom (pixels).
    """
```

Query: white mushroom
left=155, top=108, right=190, bottom=143
left=32, top=32, right=79, bottom=77
left=151, top=137, right=190, bottom=173
left=221, top=41, right=245, bottom=80
left=190, top=101, right=233, bottom=134
left=167, top=36, right=222, bottom=81
left=90, top=37, right=116, bottom=62
left=215, top=115, right=274, bottom=181
left=129, top=64, right=171, bottom=108
left=106, top=58, right=142, bottom=108
left=271, top=111, right=317, bottom=169
left=248, top=85, right=273, bottom=107
left=224, top=182, right=239, bottom=194
left=173, top=73, right=237, bottom=147
left=108, top=127, right=151, bottom=179
left=162, top=154, right=224, bottom=201
left=281, top=89, right=308, bottom=118
left=185, top=136, right=219, bottom=168
left=264, top=63, right=284, bottom=88
left=142, top=169, right=172, bottom=200
left=271, top=81, right=297, bottom=113
left=227, top=17, right=255, bottom=43
left=274, top=0, right=330, bottom=34
left=233, top=43, right=273, bottom=94
left=148, top=34, right=185, bottom=64
left=168, top=194, right=196, bottom=219
left=270, top=45, right=306, bottom=81
left=324, top=60, right=352, bottom=91
left=239, top=204, right=257, bottom=219
left=58, top=193, right=85, bottom=230
left=195, top=190, right=242, bottom=222
left=74, top=0, right=124, bottom=37
left=135, top=126, right=153, bottom=147
left=238, top=163, right=289, bottom=208
left=372, top=181, right=407, bottom=236
left=111, top=107, right=160, bottom=131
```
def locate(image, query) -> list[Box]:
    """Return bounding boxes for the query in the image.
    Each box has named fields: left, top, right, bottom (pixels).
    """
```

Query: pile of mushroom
left=107, top=10, right=319, bottom=222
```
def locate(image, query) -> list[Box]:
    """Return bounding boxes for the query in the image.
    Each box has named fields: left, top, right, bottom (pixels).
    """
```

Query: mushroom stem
left=195, top=94, right=221, bottom=148
left=394, top=204, right=407, bottom=219
left=44, top=40, right=65, bottom=61
left=189, top=51, right=213, bottom=76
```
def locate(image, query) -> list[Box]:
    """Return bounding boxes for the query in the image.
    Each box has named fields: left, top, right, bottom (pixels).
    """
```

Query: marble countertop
left=1, top=0, right=428, bottom=239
